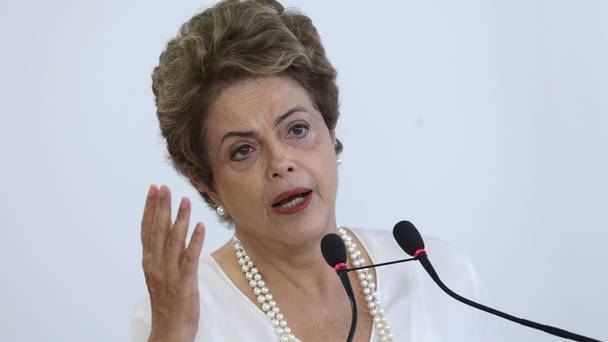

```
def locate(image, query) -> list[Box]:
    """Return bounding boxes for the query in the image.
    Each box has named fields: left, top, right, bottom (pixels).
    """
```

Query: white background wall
left=1, top=0, right=606, bottom=341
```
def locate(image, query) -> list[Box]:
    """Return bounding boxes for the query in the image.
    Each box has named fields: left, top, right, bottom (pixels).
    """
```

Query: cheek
left=310, top=136, right=339, bottom=197
left=215, top=169, right=264, bottom=211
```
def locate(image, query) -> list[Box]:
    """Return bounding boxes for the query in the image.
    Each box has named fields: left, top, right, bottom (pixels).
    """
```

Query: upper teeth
left=277, top=195, right=305, bottom=208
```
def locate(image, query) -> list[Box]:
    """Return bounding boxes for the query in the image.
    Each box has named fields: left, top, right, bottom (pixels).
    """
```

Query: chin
left=281, top=210, right=334, bottom=246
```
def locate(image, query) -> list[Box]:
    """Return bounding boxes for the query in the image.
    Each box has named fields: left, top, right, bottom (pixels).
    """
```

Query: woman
left=131, top=1, right=497, bottom=341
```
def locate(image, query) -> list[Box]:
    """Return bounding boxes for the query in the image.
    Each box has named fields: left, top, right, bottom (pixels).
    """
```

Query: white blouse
left=130, top=228, right=502, bottom=341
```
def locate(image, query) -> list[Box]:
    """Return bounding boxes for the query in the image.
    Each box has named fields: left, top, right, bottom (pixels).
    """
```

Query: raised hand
left=140, top=185, right=205, bottom=342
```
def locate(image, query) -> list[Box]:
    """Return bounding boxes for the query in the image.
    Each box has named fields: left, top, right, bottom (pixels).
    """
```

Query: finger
left=164, top=196, right=191, bottom=277
left=150, top=185, right=172, bottom=259
left=180, top=223, right=206, bottom=278
left=140, top=185, right=159, bottom=254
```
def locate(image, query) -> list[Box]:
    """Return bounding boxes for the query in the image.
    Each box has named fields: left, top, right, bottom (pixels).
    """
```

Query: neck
left=233, top=223, right=340, bottom=296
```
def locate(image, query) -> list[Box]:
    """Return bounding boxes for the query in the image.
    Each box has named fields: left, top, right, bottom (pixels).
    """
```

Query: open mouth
left=272, top=190, right=313, bottom=209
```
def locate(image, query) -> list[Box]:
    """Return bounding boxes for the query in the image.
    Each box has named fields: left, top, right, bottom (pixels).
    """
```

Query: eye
left=288, top=123, right=309, bottom=138
left=230, top=144, right=255, bottom=161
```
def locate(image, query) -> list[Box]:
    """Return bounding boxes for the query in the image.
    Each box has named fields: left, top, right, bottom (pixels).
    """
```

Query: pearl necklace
left=232, top=227, right=394, bottom=341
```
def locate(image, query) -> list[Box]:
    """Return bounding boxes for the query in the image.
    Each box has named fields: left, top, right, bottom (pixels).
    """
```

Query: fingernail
left=147, top=185, right=157, bottom=198
left=159, top=185, right=168, bottom=198
left=180, top=197, right=188, bottom=210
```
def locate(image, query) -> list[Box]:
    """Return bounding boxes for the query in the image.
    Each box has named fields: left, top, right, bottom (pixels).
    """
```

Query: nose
left=266, top=145, right=296, bottom=180
left=271, top=164, right=294, bottom=179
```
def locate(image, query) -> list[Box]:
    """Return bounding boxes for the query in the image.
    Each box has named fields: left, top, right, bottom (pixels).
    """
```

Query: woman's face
left=203, top=75, right=339, bottom=246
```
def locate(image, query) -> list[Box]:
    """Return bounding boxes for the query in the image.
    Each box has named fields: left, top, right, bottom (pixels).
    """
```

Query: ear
left=187, top=169, right=223, bottom=207
left=330, top=128, right=337, bottom=146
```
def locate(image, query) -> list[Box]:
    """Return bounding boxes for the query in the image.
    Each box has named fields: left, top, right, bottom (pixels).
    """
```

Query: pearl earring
left=216, top=205, right=226, bottom=217
left=337, top=158, right=343, bottom=165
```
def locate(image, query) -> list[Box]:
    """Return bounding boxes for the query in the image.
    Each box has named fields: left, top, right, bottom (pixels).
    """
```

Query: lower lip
left=272, top=192, right=313, bottom=215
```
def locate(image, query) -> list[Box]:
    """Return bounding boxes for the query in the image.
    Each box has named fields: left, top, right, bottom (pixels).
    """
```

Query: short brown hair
left=152, top=0, right=342, bottom=213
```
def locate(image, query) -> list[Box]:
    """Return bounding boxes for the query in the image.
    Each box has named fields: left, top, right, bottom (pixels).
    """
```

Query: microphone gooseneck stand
left=416, top=252, right=601, bottom=342
left=392, top=219, right=602, bottom=342
left=337, top=265, right=357, bottom=342
left=320, top=234, right=358, bottom=342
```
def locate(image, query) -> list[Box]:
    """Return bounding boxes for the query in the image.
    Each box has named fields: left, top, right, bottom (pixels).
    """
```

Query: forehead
left=205, top=75, right=315, bottom=129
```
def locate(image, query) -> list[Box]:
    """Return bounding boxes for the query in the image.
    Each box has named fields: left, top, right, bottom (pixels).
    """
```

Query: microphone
left=393, top=220, right=601, bottom=342
left=321, top=233, right=358, bottom=342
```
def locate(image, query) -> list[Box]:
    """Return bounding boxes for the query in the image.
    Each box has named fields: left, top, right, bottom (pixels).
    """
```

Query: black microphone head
left=392, top=220, right=425, bottom=256
left=320, top=233, right=347, bottom=268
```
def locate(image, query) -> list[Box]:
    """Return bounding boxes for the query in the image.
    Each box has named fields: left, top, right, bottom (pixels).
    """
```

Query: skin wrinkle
left=219, top=105, right=309, bottom=147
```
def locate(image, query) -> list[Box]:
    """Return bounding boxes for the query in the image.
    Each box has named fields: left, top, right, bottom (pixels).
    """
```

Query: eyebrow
left=219, top=105, right=308, bottom=146
left=275, top=105, right=307, bottom=126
